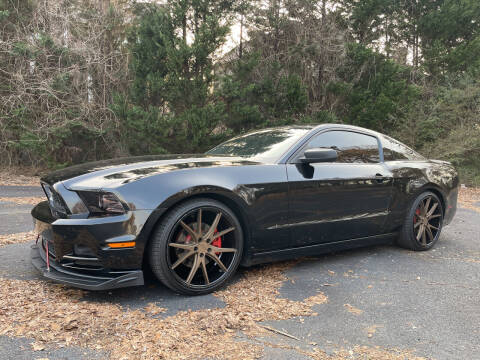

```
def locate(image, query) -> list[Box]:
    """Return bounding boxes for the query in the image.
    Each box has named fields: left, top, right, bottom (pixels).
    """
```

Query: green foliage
left=11, top=41, right=34, bottom=58
left=419, top=0, right=480, bottom=74
left=0, top=9, right=9, bottom=21
left=219, top=53, right=309, bottom=132
left=128, top=1, right=230, bottom=111
left=0, top=0, right=33, bottom=31
left=312, top=111, right=339, bottom=124
left=112, top=95, right=228, bottom=155
left=330, top=43, right=420, bottom=132
left=127, top=5, right=173, bottom=107
left=339, top=0, right=392, bottom=44
left=1, top=0, right=480, bottom=187
left=110, top=95, right=168, bottom=155
left=115, top=1, right=233, bottom=155
left=395, top=75, right=480, bottom=185
left=172, top=103, right=230, bottom=152
left=51, top=73, right=71, bottom=92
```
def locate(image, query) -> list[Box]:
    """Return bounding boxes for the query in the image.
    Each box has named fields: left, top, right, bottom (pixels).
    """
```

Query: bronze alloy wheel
left=149, top=198, right=243, bottom=295
left=413, top=195, right=442, bottom=246
left=167, top=207, right=239, bottom=287
left=398, top=191, right=444, bottom=251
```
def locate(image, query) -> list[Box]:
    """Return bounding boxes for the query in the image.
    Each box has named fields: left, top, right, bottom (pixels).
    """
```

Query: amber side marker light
left=107, top=241, right=136, bottom=248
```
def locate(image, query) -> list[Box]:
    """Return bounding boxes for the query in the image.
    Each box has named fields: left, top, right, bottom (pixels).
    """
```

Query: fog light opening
left=73, top=244, right=96, bottom=257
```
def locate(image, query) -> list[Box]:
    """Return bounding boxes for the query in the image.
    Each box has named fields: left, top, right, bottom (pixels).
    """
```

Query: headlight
left=77, top=191, right=127, bottom=215
left=42, top=183, right=68, bottom=216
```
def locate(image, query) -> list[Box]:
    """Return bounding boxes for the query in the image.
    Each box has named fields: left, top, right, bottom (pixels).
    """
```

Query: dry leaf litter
left=0, top=248, right=430, bottom=359
left=0, top=172, right=40, bottom=186
left=0, top=231, right=36, bottom=247
left=0, top=261, right=328, bottom=360
left=458, top=187, right=480, bottom=212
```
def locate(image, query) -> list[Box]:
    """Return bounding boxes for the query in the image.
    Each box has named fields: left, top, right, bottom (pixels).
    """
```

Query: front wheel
left=149, top=198, right=243, bottom=295
left=397, top=191, right=444, bottom=251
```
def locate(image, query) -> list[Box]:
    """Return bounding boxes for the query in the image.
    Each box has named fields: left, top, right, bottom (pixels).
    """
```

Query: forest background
left=1, top=0, right=479, bottom=184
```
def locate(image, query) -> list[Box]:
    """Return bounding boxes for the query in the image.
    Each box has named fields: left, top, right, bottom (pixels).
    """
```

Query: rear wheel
left=397, top=191, right=444, bottom=251
left=149, top=198, right=243, bottom=295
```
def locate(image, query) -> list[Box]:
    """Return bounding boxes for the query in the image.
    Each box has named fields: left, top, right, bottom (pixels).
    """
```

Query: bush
left=398, top=74, right=480, bottom=185
left=330, top=43, right=420, bottom=133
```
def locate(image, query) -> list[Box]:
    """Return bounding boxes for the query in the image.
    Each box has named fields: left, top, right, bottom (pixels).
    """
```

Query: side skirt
left=243, top=232, right=398, bottom=266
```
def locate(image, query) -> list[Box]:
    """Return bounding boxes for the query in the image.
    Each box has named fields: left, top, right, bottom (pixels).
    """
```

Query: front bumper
left=31, top=200, right=148, bottom=290
left=443, top=185, right=458, bottom=226
left=31, top=243, right=144, bottom=290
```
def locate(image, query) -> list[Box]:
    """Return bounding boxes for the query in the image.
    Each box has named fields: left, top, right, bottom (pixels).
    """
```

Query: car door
left=286, top=130, right=393, bottom=247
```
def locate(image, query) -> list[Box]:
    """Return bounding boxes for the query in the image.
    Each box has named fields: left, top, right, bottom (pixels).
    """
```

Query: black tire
left=149, top=198, right=243, bottom=295
left=397, top=191, right=444, bottom=251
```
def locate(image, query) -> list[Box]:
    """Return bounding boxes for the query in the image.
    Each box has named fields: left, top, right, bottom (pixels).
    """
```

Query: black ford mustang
left=31, top=124, right=458, bottom=295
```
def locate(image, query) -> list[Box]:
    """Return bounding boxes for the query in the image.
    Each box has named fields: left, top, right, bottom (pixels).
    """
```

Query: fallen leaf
left=32, top=342, right=45, bottom=351
left=344, top=303, right=363, bottom=315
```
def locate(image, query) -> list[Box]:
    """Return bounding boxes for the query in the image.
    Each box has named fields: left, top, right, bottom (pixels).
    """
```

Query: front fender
left=158, top=184, right=251, bottom=213
left=115, top=164, right=290, bottom=258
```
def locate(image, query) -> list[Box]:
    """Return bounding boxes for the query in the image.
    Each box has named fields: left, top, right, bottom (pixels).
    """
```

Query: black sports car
left=31, top=124, right=458, bottom=295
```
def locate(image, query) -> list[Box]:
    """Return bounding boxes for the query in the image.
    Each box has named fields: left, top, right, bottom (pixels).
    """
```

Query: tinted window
left=304, top=131, right=380, bottom=163
left=206, top=127, right=310, bottom=162
left=382, top=135, right=425, bottom=161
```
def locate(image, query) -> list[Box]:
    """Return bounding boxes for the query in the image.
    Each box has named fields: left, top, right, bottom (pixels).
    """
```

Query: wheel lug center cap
left=197, top=242, right=208, bottom=252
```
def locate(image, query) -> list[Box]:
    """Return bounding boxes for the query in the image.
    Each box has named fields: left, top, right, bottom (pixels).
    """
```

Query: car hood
left=41, top=154, right=259, bottom=190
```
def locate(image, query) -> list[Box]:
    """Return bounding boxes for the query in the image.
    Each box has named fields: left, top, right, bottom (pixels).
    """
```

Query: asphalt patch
left=269, top=208, right=480, bottom=359
left=81, top=276, right=227, bottom=317
left=0, top=202, right=34, bottom=235
left=0, top=335, right=105, bottom=360
left=0, top=186, right=43, bottom=198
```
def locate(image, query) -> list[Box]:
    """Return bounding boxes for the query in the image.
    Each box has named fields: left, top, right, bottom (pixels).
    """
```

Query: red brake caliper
left=182, top=229, right=221, bottom=254
left=211, top=229, right=222, bottom=255
left=413, top=208, right=420, bottom=223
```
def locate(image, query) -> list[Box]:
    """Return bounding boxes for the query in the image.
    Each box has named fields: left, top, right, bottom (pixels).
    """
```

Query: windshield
left=206, top=127, right=311, bottom=162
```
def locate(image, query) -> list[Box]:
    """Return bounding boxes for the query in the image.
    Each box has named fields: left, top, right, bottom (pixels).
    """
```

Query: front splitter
left=30, top=244, right=144, bottom=291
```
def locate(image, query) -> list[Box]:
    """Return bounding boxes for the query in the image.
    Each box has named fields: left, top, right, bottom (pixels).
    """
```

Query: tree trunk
left=239, top=14, right=244, bottom=59
left=321, top=0, right=327, bottom=25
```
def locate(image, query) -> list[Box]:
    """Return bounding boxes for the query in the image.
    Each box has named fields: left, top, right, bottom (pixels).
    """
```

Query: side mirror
left=300, top=148, right=337, bottom=164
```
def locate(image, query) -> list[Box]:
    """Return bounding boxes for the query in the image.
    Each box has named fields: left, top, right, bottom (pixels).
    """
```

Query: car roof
left=311, top=123, right=383, bottom=137
left=238, top=123, right=384, bottom=137
left=267, top=123, right=384, bottom=138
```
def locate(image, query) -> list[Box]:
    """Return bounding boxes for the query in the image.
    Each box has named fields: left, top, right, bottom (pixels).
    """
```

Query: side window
left=304, top=131, right=380, bottom=163
left=382, top=136, right=425, bottom=161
